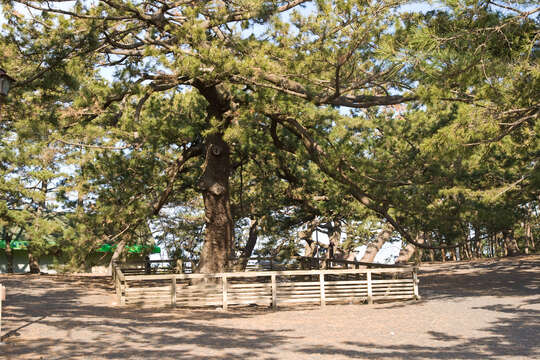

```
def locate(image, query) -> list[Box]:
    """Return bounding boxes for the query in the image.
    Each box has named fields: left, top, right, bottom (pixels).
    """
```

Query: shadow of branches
left=1, top=256, right=539, bottom=359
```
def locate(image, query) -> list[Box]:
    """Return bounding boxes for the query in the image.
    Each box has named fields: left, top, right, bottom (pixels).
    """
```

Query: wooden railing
left=114, top=266, right=420, bottom=309
left=114, top=256, right=408, bottom=276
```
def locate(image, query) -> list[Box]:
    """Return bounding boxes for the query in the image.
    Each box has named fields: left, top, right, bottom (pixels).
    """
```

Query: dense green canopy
left=0, top=0, right=538, bottom=272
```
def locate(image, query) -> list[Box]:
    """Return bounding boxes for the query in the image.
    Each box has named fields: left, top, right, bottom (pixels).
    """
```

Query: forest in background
left=0, top=0, right=538, bottom=274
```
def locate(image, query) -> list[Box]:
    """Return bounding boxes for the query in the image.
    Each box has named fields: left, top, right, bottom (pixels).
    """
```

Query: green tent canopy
left=0, top=240, right=29, bottom=250
left=1, top=240, right=160, bottom=254
left=96, top=243, right=161, bottom=254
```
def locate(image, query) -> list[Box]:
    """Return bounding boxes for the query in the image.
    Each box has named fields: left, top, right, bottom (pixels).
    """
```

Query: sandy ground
left=0, top=255, right=539, bottom=360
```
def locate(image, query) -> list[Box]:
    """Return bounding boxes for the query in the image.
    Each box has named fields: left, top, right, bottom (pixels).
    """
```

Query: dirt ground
left=0, top=256, right=539, bottom=360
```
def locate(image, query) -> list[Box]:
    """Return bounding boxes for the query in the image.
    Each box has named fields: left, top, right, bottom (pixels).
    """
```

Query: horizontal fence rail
left=113, top=256, right=413, bottom=277
left=114, top=266, right=420, bottom=309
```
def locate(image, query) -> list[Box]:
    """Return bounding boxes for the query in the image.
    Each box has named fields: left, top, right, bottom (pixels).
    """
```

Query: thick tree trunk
left=396, top=233, right=425, bottom=264
left=501, top=233, right=508, bottom=256
left=450, top=248, right=457, bottom=261
left=327, top=220, right=342, bottom=260
left=396, top=242, right=415, bottom=264
left=466, top=241, right=474, bottom=260
left=28, top=252, right=40, bottom=274
left=503, top=230, right=520, bottom=256
left=441, top=248, right=446, bottom=262
left=299, top=218, right=321, bottom=259
left=304, top=240, right=318, bottom=258
left=428, top=248, right=435, bottom=262
left=360, top=225, right=392, bottom=263
left=473, top=227, right=482, bottom=258
left=197, top=133, right=234, bottom=274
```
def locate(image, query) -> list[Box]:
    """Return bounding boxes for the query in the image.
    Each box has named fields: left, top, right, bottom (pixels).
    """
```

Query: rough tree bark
left=523, top=222, right=530, bottom=254
left=360, top=225, right=393, bottom=263
left=197, top=133, right=234, bottom=274
left=396, top=233, right=424, bottom=264
left=237, top=217, right=260, bottom=270
left=428, top=248, right=435, bottom=262
left=271, top=113, right=454, bottom=252
left=3, top=230, right=14, bottom=274
left=108, top=237, right=127, bottom=276
left=28, top=179, right=48, bottom=274
left=327, top=220, right=342, bottom=260
left=28, top=253, right=40, bottom=274
left=396, top=242, right=415, bottom=264
left=503, top=230, right=520, bottom=256
left=300, top=218, right=321, bottom=258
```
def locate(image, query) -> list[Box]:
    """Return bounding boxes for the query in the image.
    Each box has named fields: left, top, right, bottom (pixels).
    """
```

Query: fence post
left=319, top=273, right=326, bottom=307
left=413, top=267, right=420, bottom=300
left=115, top=269, right=121, bottom=303
left=271, top=274, right=277, bottom=310
left=0, top=284, right=4, bottom=343
left=367, top=270, right=373, bottom=304
left=222, top=275, right=228, bottom=310
left=121, top=276, right=127, bottom=305
left=171, top=276, right=177, bottom=307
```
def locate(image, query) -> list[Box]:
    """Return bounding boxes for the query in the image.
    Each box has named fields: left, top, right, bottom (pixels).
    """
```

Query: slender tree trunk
left=360, top=225, right=392, bottom=263
left=450, top=248, right=457, bottom=261
left=524, top=221, right=532, bottom=254
left=492, top=234, right=498, bottom=257
left=27, top=179, right=48, bottom=274
left=467, top=240, right=475, bottom=260
left=441, top=248, right=446, bottom=262
left=473, top=227, right=483, bottom=258
left=238, top=217, right=259, bottom=270
left=108, top=237, right=127, bottom=276
left=501, top=233, right=508, bottom=256
left=476, top=240, right=483, bottom=258
left=4, top=230, right=14, bottom=274
left=197, top=133, right=234, bottom=274
left=528, top=223, right=535, bottom=251
left=5, top=240, right=14, bottom=273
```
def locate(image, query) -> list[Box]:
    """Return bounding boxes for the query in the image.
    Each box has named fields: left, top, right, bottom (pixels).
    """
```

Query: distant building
left=0, top=240, right=160, bottom=274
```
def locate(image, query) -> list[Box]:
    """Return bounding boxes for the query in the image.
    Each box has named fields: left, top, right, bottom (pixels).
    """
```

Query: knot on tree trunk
left=210, top=144, right=222, bottom=156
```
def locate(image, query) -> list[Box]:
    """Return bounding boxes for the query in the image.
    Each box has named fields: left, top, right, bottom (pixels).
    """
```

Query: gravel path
left=1, top=256, right=538, bottom=360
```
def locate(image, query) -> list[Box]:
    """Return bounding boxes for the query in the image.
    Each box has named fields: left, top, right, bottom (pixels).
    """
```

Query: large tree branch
left=269, top=112, right=455, bottom=250
left=151, top=143, right=204, bottom=215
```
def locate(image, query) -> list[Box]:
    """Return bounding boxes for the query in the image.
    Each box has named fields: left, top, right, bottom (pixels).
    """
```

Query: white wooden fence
left=114, top=266, right=420, bottom=309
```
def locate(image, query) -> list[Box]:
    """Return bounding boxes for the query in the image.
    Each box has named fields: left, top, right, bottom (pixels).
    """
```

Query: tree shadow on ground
left=295, top=259, right=540, bottom=359
left=1, top=256, right=539, bottom=359
left=0, top=276, right=296, bottom=359
left=419, top=258, right=540, bottom=300
left=361, top=257, right=540, bottom=312
left=297, top=302, right=540, bottom=359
